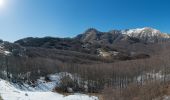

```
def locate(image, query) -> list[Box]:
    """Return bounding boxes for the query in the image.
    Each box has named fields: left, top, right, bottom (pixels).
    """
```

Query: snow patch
left=0, top=79, right=98, bottom=100
left=122, top=27, right=170, bottom=39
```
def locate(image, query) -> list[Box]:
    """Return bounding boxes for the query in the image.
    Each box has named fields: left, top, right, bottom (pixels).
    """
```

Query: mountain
left=1, top=27, right=170, bottom=100
left=15, top=27, right=169, bottom=46
left=0, top=40, right=26, bottom=57
left=76, top=28, right=124, bottom=44
left=77, top=27, right=170, bottom=44
left=13, top=27, right=170, bottom=63
left=122, top=27, right=170, bottom=43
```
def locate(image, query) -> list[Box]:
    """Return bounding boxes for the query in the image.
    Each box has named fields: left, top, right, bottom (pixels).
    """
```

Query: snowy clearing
left=0, top=79, right=98, bottom=100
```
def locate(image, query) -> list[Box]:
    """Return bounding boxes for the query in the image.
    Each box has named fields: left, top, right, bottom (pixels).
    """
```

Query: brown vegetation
left=0, top=40, right=170, bottom=100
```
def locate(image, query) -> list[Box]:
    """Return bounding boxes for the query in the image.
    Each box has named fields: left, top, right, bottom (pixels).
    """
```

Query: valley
left=1, top=27, right=170, bottom=100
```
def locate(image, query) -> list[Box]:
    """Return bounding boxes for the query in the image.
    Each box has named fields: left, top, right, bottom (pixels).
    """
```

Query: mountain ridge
left=77, top=27, right=170, bottom=43
left=11, top=27, right=169, bottom=63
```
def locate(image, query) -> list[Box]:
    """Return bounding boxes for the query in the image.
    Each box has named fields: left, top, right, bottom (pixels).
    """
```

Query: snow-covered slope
left=0, top=42, right=11, bottom=55
left=0, top=79, right=98, bottom=100
left=14, top=72, right=73, bottom=92
left=122, top=27, right=170, bottom=42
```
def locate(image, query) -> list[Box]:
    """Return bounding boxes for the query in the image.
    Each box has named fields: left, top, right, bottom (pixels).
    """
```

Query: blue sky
left=0, top=0, right=170, bottom=42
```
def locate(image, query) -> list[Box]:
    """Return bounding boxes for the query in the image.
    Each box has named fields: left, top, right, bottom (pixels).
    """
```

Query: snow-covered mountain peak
left=124, top=27, right=168, bottom=37
left=138, top=27, right=160, bottom=33
left=122, top=27, right=170, bottom=42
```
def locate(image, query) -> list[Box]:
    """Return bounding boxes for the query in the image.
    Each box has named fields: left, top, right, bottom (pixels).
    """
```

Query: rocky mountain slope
left=0, top=27, right=168, bottom=81
left=77, top=27, right=169, bottom=44
left=123, top=27, right=170, bottom=43
left=14, top=27, right=169, bottom=61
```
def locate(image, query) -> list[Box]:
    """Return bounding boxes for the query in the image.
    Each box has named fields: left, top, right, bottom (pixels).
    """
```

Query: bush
left=55, top=75, right=79, bottom=93
left=55, top=75, right=90, bottom=93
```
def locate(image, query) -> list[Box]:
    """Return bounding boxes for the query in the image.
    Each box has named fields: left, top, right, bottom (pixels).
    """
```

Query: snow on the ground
left=0, top=43, right=11, bottom=55
left=136, top=71, right=170, bottom=84
left=0, top=79, right=98, bottom=100
left=13, top=72, right=75, bottom=92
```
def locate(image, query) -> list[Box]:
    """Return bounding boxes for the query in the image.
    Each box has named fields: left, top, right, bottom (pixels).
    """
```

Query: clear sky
left=0, top=0, right=170, bottom=42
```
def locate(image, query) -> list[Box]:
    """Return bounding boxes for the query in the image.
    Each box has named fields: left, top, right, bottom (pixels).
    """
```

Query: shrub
left=55, top=75, right=78, bottom=93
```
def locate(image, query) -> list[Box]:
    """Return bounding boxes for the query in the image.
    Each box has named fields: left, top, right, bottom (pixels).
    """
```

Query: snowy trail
left=0, top=79, right=98, bottom=100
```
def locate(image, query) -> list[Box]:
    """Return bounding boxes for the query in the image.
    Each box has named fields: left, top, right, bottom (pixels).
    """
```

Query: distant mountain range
left=0, top=27, right=169, bottom=63
left=77, top=27, right=170, bottom=44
